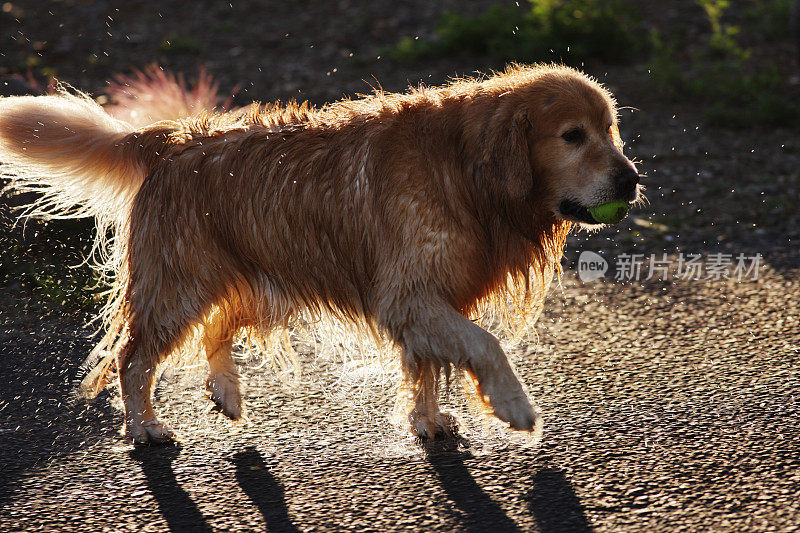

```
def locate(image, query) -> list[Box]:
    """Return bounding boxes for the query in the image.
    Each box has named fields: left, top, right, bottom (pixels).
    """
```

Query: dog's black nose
left=613, top=168, right=640, bottom=199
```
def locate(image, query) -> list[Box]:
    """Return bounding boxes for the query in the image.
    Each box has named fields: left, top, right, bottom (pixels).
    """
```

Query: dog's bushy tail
left=0, top=90, right=150, bottom=221
left=0, top=89, right=174, bottom=399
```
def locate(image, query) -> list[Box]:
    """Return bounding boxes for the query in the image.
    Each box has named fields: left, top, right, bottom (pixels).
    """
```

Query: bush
left=391, top=0, right=646, bottom=65
left=649, top=0, right=799, bottom=128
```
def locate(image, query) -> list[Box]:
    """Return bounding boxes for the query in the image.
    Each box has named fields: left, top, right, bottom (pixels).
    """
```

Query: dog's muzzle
left=612, top=168, right=640, bottom=202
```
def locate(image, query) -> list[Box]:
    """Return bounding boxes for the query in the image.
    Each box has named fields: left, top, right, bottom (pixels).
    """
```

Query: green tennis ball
left=589, top=200, right=629, bottom=224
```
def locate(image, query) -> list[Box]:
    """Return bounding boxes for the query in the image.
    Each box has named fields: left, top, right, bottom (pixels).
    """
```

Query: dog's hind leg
left=202, top=306, right=246, bottom=420
left=120, top=273, right=224, bottom=443
left=119, top=240, right=225, bottom=443
left=383, top=301, right=540, bottom=435
left=119, top=320, right=183, bottom=444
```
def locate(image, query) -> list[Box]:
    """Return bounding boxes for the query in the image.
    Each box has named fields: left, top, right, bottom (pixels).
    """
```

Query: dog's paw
left=472, top=369, right=542, bottom=432
left=206, top=372, right=242, bottom=420
left=489, top=391, right=540, bottom=431
left=409, top=409, right=458, bottom=439
left=127, top=417, right=175, bottom=444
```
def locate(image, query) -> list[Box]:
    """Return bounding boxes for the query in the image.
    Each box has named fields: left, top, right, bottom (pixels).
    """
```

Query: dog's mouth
left=558, top=199, right=599, bottom=224
left=558, top=198, right=633, bottom=225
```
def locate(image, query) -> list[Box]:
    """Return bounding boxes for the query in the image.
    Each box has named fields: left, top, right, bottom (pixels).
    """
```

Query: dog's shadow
left=422, top=434, right=521, bottom=533
left=130, top=445, right=298, bottom=532
left=129, top=436, right=590, bottom=533
left=526, top=467, right=594, bottom=533
left=129, top=444, right=214, bottom=533
left=421, top=434, right=593, bottom=533
left=227, top=447, right=299, bottom=532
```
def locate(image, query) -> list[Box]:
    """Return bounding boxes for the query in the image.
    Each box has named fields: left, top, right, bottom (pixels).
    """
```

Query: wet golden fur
left=0, top=64, right=634, bottom=442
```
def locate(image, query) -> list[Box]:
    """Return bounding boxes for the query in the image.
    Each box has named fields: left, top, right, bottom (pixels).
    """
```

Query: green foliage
left=0, top=218, right=106, bottom=310
left=30, top=265, right=105, bottom=309
left=700, top=64, right=796, bottom=128
left=743, top=0, right=794, bottom=39
left=698, top=0, right=743, bottom=57
left=1, top=244, right=105, bottom=309
left=649, top=0, right=799, bottom=128
left=528, top=0, right=645, bottom=62
left=391, top=0, right=646, bottom=65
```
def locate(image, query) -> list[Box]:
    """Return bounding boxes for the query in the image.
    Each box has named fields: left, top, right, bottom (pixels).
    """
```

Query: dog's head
left=480, top=65, right=639, bottom=228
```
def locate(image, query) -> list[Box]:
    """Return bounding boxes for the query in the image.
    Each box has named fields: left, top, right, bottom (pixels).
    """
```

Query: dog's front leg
left=402, top=358, right=459, bottom=438
left=383, top=302, right=540, bottom=432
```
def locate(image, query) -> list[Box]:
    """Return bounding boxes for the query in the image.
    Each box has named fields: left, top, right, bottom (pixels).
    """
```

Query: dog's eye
left=561, top=128, right=585, bottom=144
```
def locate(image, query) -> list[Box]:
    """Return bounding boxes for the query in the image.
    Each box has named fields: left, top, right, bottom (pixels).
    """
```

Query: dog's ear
left=482, top=107, right=532, bottom=200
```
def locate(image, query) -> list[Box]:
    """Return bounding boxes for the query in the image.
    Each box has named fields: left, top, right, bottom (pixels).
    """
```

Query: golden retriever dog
left=0, top=64, right=639, bottom=443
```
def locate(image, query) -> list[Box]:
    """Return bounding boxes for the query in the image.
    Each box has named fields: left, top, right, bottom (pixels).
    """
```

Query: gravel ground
left=1, top=265, right=798, bottom=532
left=1, top=1, right=799, bottom=532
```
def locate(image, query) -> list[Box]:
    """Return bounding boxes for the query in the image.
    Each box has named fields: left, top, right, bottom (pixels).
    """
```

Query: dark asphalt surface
left=1, top=255, right=798, bottom=532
